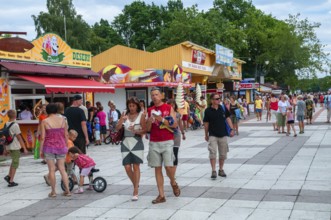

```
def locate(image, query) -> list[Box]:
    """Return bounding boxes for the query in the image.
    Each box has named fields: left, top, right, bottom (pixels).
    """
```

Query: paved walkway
left=0, top=107, right=330, bottom=220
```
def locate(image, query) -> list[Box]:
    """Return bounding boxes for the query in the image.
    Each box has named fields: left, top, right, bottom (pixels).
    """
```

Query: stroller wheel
left=104, top=135, right=112, bottom=145
left=61, top=177, right=74, bottom=192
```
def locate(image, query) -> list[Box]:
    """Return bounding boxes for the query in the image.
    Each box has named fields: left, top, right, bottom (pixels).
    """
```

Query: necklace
left=128, top=113, right=138, bottom=122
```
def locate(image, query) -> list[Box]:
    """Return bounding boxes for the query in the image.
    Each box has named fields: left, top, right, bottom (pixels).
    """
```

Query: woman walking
left=167, top=99, right=186, bottom=176
left=116, top=97, right=146, bottom=201
left=277, top=95, right=288, bottom=134
left=40, top=103, right=71, bottom=197
left=269, top=94, right=279, bottom=131
left=229, top=96, right=240, bottom=135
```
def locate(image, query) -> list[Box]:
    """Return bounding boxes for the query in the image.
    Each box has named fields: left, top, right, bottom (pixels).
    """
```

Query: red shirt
left=270, top=101, right=278, bottom=111
left=148, top=103, right=174, bottom=142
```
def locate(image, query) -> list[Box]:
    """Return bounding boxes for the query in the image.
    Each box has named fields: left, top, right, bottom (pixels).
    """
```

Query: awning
left=108, top=82, right=191, bottom=88
left=0, top=61, right=98, bottom=77
left=16, top=74, right=115, bottom=94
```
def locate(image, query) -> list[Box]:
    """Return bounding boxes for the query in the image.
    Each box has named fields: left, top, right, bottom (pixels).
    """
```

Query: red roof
left=0, top=61, right=98, bottom=77
left=16, top=74, right=115, bottom=94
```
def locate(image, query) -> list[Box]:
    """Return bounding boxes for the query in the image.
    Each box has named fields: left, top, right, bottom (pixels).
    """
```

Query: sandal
left=48, top=192, right=57, bottom=198
left=152, top=195, right=166, bottom=204
left=131, top=195, right=138, bottom=201
left=62, top=192, right=72, bottom=197
left=171, top=182, right=181, bottom=197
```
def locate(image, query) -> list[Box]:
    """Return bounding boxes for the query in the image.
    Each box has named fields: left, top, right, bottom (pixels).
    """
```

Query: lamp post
left=257, top=60, right=269, bottom=95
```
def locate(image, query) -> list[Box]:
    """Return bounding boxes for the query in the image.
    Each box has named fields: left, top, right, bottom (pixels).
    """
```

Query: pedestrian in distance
left=3, top=109, right=28, bottom=187
left=203, top=93, right=235, bottom=180
left=286, top=106, right=297, bottom=137
left=296, top=95, right=306, bottom=134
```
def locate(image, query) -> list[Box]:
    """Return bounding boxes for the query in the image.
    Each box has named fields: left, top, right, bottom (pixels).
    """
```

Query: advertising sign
left=215, top=44, right=233, bottom=66
left=0, top=78, right=10, bottom=128
left=182, top=61, right=213, bottom=72
left=192, top=50, right=206, bottom=65
left=0, top=33, right=91, bottom=68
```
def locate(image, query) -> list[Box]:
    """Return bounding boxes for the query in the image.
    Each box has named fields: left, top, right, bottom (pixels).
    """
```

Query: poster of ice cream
left=0, top=78, right=10, bottom=128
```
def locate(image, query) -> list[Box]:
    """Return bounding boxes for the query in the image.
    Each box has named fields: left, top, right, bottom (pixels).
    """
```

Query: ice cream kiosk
left=0, top=33, right=114, bottom=150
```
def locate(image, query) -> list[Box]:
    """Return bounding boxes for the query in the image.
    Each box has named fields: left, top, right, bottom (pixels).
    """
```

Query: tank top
left=148, top=103, right=174, bottom=142
left=43, top=117, right=67, bottom=155
left=123, top=111, right=143, bottom=137
left=270, top=100, right=278, bottom=111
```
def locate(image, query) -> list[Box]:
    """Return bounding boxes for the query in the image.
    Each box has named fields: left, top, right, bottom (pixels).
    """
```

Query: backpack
left=116, top=109, right=121, bottom=120
left=0, top=122, right=16, bottom=145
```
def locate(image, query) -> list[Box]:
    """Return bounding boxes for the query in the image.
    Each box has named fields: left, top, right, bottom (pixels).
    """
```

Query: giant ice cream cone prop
left=196, top=83, right=202, bottom=105
left=176, top=82, right=185, bottom=109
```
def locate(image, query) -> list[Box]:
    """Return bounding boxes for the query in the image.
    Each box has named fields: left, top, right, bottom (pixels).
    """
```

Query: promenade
left=0, top=107, right=330, bottom=220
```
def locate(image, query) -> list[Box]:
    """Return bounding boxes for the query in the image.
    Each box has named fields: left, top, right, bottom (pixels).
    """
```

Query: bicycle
left=61, top=166, right=107, bottom=193
left=104, top=122, right=122, bottom=145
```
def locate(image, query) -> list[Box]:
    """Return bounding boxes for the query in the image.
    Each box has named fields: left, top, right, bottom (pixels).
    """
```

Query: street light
left=258, top=60, right=269, bottom=94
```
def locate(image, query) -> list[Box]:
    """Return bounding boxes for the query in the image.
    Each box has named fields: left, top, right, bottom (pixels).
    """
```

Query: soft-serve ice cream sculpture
left=176, top=83, right=185, bottom=109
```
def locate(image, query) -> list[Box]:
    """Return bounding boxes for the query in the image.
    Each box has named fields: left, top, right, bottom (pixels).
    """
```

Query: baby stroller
left=189, top=111, right=201, bottom=130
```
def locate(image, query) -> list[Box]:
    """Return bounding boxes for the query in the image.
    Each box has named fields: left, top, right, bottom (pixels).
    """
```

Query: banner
left=215, top=44, right=233, bottom=66
left=0, top=33, right=91, bottom=68
left=0, top=78, right=10, bottom=128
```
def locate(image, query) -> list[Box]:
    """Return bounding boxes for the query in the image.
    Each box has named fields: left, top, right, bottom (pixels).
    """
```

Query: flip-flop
left=62, top=192, right=72, bottom=197
left=48, top=193, right=57, bottom=198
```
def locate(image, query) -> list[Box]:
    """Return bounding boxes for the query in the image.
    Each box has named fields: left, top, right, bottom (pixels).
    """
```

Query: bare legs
left=124, top=164, right=141, bottom=196
left=209, top=158, right=225, bottom=172
left=46, top=158, right=70, bottom=196
left=155, top=166, right=176, bottom=197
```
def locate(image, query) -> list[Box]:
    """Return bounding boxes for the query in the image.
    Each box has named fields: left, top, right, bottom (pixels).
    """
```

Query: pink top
left=287, top=110, right=294, bottom=121
left=43, top=119, right=67, bottom=155
left=96, top=111, right=107, bottom=126
left=74, top=154, right=96, bottom=168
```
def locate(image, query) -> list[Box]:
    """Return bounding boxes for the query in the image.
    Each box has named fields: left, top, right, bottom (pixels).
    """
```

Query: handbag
left=220, top=104, right=232, bottom=137
left=234, top=108, right=241, bottom=119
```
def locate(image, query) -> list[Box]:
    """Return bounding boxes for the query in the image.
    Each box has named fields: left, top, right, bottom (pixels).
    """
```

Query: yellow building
left=91, top=41, right=244, bottom=111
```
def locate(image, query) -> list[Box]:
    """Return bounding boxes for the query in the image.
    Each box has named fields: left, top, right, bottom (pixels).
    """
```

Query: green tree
left=90, top=19, right=124, bottom=55
left=32, top=0, right=92, bottom=50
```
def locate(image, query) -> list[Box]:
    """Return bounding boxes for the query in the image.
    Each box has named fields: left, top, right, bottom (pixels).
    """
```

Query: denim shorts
left=44, top=153, right=66, bottom=160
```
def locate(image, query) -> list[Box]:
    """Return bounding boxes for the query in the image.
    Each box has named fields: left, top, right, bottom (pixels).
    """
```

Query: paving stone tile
left=257, top=201, right=294, bottom=210
left=290, top=210, right=331, bottom=220
left=231, top=193, right=265, bottom=201
left=169, top=210, right=210, bottom=220
left=210, top=207, right=254, bottom=220
left=182, top=198, right=226, bottom=212
left=98, top=208, right=143, bottom=219
left=293, top=202, right=331, bottom=212
left=133, top=209, right=177, bottom=220
left=263, top=194, right=297, bottom=202
left=247, top=209, right=291, bottom=220
left=223, top=199, right=260, bottom=208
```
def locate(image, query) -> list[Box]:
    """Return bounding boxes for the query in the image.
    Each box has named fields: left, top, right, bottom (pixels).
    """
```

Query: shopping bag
left=34, top=139, right=40, bottom=160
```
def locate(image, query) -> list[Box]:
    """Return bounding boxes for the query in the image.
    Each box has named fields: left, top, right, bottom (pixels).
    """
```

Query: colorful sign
left=240, top=83, right=259, bottom=89
left=98, top=64, right=191, bottom=88
left=192, top=50, right=206, bottom=65
left=215, top=44, right=233, bottom=66
left=0, top=78, right=10, bottom=128
left=0, top=33, right=91, bottom=68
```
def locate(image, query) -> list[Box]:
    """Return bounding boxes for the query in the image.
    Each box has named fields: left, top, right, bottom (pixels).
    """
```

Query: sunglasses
left=151, top=87, right=161, bottom=92
left=213, top=98, right=221, bottom=100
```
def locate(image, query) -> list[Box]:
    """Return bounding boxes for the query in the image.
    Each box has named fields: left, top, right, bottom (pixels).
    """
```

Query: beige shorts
left=147, top=140, right=175, bottom=167
left=208, top=136, right=229, bottom=160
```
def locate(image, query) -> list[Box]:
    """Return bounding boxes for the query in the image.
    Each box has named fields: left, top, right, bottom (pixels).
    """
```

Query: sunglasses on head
left=151, top=87, right=161, bottom=92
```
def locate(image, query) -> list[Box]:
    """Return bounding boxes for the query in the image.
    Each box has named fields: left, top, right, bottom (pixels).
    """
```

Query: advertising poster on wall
left=0, top=78, right=10, bottom=128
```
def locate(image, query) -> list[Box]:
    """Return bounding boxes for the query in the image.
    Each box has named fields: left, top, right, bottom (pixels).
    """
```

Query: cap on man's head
left=73, top=94, right=82, bottom=101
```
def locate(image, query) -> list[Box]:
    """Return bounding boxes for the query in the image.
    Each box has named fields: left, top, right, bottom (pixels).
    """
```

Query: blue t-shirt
left=95, top=123, right=100, bottom=131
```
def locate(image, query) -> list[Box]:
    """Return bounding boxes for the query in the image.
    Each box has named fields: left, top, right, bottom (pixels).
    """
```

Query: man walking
left=296, top=95, right=306, bottom=133
left=65, top=95, right=89, bottom=154
left=146, top=87, right=180, bottom=204
left=204, top=93, right=234, bottom=179
left=326, top=91, right=331, bottom=123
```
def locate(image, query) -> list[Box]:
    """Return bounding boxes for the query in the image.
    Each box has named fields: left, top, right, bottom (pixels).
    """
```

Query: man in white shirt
left=109, top=105, right=119, bottom=129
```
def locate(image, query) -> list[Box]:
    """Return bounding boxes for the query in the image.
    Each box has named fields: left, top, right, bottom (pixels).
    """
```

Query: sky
left=0, top=0, right=330, bottom=75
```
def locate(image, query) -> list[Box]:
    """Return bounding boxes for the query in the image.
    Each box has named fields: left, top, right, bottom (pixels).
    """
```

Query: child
left=286, top=106, right=297, bottom=137
left=3, top=109, right=28, bottom=187
left=68, top=146, right=96, bottom=194
left=43, top=129, right=78, bottom=186
left=65, top=130, right=78, bottom=180
left=93, top=117, right=101, bottom=145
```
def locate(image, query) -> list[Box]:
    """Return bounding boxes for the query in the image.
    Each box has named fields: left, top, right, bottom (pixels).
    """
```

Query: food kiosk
left=0, top=33, right=114, bottom=150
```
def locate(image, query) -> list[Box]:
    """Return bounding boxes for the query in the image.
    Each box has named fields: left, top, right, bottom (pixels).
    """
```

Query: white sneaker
left=74, top=188, right=84, bottom=194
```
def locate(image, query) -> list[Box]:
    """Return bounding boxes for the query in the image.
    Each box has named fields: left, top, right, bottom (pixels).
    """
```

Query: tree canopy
left=32, top=0, right=330, bottom=90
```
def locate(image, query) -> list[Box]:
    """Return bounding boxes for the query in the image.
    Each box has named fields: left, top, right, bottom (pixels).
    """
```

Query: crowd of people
left=2, top=88, right=331, bottom=205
